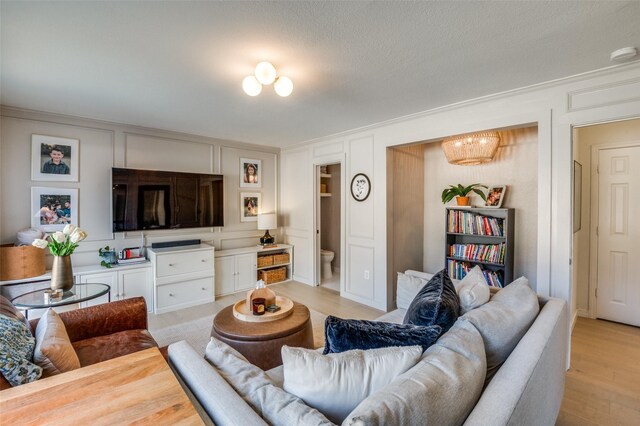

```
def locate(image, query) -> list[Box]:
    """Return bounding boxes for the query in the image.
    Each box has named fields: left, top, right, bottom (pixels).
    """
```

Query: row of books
left=446, top=260, right=504, bottom=287
left=448, top=242, right=505, bottom=265
left=447, top=210, right=504, bottom=236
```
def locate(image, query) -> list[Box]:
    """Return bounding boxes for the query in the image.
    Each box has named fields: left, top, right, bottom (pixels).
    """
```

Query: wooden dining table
left=0, top=348, right=204, bottom=425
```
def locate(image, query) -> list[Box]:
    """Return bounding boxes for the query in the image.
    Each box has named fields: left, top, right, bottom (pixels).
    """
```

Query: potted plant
left=99, top=245, right=118, bottom=268
left=441, top=184, right=488, bottom=206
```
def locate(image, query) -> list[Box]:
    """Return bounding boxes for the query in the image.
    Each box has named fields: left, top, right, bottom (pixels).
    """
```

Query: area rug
left=151, top=308, right=328, bottom=355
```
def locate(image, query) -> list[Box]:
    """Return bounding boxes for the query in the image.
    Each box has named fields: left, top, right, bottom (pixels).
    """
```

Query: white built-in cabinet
left=76, top=263, right=153, bottom=312
left=214, top=244, right=293, bottom=297
left=215, top=252, right=257, bottom=295
left=147, top=244, right=215, bottom=314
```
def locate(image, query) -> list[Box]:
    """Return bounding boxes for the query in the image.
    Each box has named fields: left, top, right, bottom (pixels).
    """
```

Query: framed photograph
left=240, top=158, right=261, bottom=188
left=573, top=161, right=582, bottom=233
left=350, top=173, right=371, bottom=202
left=485, top=185, right=506, bottom=208
left=31, top=187, right=78, bottom=232
left=240, top=192, right=261, bottom=222
left=31, top=134, right=79, bottom=182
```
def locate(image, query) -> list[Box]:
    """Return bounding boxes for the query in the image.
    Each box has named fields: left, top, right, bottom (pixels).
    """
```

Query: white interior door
left=596, top=145, right=640, bottom=326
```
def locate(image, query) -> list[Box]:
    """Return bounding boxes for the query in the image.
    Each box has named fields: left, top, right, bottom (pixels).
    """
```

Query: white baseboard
left=571, top=310, right=579, bottom=333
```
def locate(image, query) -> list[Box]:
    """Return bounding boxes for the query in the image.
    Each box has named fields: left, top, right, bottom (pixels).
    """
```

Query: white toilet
left=321, top=249, right=335, bottom=279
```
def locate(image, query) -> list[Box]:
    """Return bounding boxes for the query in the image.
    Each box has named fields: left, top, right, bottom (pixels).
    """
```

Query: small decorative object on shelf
left=99, top=245, right=118, bottom=268
left=32, top=224, right=87, bottom=291
left=441, top=183, right=487, bottom=207
left=350, top=173, right=371, bottom=201
left=485, top=185, right=507, bottom=208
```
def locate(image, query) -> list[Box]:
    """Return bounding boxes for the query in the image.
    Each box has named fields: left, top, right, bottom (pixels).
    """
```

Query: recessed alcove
left=386, top=125, right=539, bottom=309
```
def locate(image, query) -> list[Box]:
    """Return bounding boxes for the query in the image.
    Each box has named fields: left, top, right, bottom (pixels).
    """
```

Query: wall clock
left=350, top=173, right=371, bottom=201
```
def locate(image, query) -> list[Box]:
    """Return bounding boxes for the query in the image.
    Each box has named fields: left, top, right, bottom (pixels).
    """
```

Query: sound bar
left=151, top=239, right=201, bottom=249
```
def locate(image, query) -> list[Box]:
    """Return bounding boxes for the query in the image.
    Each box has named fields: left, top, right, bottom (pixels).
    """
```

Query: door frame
left=587, top=140, right=640, bottom=319
left=312, top=154, right=346, bottom=291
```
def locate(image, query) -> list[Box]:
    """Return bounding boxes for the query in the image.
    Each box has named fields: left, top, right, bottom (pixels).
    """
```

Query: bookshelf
left=445, top=207, right=515, bottom=287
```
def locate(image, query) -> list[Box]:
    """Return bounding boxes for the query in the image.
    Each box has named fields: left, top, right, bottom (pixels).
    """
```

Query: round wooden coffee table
left=211, top=302, right=314, bottom=370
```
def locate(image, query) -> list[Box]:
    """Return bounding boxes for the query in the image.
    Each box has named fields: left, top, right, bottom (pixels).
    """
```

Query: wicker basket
left=257, top=255, right=274, bottom=268
left=273, top=253, right=290, bottom=265
left=258, top=267, right=287, bottom=284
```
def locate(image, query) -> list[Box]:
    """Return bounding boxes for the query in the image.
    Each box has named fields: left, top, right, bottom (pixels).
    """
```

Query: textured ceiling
left=1, top=1, right=639, bottom=147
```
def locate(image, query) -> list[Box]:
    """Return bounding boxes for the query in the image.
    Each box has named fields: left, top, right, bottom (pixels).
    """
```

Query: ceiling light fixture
left=441, top=131, right=501, bottom=166
left=610, top=47, right=638, bottom=62
left=243, top=62, right=293, bottom=97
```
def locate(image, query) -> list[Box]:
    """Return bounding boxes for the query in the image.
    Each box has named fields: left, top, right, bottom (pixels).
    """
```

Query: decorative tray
left=232, top=296, right=294, bottom=323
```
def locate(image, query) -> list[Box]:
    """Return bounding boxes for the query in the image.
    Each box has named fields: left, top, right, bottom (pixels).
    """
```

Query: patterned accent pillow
left=0, top=314, right=42, bottom=386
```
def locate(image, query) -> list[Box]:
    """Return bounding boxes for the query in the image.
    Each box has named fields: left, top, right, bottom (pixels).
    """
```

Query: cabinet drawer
left=156, top=277, right=214, bottom=310
left=156, top=251, right=212, bottom=277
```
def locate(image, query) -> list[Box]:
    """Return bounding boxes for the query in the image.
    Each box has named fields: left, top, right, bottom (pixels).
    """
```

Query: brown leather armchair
left=0, top=295, right=159, bottom=390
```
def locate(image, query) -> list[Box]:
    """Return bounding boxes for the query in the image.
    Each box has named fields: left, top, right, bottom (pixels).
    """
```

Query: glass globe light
left=242, top=75, right=262, bottom=96
left=274, top=76, right=293, bottom=97
left=255, top=61, right=277, bottom=85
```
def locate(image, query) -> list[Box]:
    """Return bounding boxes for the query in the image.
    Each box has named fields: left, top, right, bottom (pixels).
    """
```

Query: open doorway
left=573, top=118, right=640, bottom=327
left=315, top=163, right=342, bottom=292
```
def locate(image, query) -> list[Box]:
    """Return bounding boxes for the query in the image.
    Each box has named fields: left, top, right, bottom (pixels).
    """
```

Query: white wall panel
left=125, top=133, right=213, bottom=173
left=313, top=141, right=344, bottom=158
left=281, top=148, right=314, bottom=284
left=348, top=136, right=375, bottom=239
left=0, top=111, right=279, bottom=270
left=568, top=77, right=640, bottom=112
left=346, top=244, right=375, bottom=300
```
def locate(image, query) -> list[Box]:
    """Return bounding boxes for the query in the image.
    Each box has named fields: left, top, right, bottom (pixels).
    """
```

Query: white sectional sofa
left=168, top=274, right=568, bottom=425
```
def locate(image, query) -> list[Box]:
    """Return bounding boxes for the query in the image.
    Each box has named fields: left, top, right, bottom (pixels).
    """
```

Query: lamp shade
left=258, top=213, right=277, bottom=230
left=441, top=131, right=500, bottom=166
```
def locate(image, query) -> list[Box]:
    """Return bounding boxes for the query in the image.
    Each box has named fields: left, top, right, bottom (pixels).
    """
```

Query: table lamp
left=257, top=213, right=277, bottom=245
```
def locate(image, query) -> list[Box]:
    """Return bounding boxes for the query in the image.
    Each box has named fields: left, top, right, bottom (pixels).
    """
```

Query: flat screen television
left=112, top=168, right=224, bottom=232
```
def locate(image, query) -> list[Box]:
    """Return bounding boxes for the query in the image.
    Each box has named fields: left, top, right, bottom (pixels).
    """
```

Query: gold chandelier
left=441, top=131, right=501, bottom=165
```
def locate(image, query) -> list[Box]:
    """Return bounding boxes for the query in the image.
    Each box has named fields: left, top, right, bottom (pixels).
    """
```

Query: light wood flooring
left=148, top=280, right=383, bottom=331
left=557, top=317, right=640, bottom=426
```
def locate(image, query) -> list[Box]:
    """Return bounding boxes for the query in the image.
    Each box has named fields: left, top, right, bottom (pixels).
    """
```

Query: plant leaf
left=472, top=188, right=488, bottom=201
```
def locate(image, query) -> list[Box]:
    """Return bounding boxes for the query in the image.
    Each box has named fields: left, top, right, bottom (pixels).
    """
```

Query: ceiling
left=2, top=1, right=639, bottom=147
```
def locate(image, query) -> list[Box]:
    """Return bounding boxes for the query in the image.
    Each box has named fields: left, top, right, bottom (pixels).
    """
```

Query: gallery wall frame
left=240, top=192, right=261, bottom=222
left=31, top=134, right=79, bottom=182
left=31, top=187, right=79, bottom=232
left=240, top=158, right=261, bottom=188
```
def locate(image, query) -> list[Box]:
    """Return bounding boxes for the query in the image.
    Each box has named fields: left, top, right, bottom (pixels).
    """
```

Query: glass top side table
left=11, top=283, right=111, bottom=319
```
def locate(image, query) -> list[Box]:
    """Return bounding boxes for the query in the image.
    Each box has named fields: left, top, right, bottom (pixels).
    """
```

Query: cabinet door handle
left=201, top=287, right=206, bottom=291
left=169, top=293, right=175, bottom=297
left=201, top=259, right=207, bottom=262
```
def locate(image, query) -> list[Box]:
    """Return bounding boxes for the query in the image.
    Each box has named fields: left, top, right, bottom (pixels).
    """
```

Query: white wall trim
left=287, top=62, right=640, bottom=150
left=1, top=105, right=280, bottom=154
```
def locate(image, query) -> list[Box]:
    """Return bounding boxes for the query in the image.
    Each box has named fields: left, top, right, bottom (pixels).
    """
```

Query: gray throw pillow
left=463, top=277, right=540, bottom=381
left=344, top=319, right=486, bottom=426
left=204, top=337, right=333, bottom=426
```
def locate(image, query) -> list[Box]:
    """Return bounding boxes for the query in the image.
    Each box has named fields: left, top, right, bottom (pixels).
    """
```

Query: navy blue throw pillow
left=403, top=269, right=460, bottom=333
left=323, top=316, right=442, bottom=354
